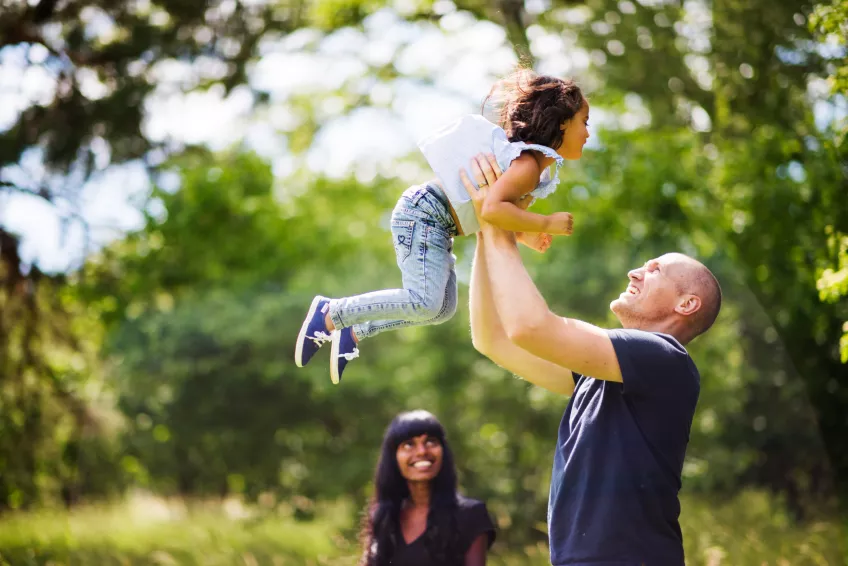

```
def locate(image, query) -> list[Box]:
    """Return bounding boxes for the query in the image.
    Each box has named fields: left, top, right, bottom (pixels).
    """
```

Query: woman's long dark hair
left=359, top=410, right=462, bottom=566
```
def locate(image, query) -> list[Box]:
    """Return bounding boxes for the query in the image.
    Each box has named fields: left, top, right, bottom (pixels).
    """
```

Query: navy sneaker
left=294, top=296, right=333, bottom=368
left=330, top=327, right=359, bottom=384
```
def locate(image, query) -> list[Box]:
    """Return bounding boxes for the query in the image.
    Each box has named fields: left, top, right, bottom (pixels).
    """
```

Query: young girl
left=295, top=68, right=590, bottom=383
left=359, top=410, right=496, bottom=566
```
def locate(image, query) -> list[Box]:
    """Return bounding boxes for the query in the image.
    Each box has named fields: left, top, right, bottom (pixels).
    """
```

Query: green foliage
left=817, top=228, right=848, bottom=362
left=810, top=0, right=848, bottom=365
left=809, top=0, right=848, bottom=96
left=532, top=0, right=848, bottom=502
left=0, top=232, right=125, bottom=510
left=0, top=493, right=843, bottom=565
left=1, top=0, right=846, bottom=554
left=0, top=496, right=355, bottom=566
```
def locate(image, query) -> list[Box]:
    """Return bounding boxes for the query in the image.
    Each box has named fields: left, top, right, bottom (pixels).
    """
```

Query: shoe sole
left=329, top=331, right=341, bottom=385
left=294, top=296, right=323, bottom=368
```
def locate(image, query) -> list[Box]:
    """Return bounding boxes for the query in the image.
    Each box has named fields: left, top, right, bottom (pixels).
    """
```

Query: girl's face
left=557, top=99, right=590, bottom=160
left=396, top=434, right=444, bottom=482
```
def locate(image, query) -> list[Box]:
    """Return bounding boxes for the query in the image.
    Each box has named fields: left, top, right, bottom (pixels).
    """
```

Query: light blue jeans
left=328, top=183, right=459, bottom=341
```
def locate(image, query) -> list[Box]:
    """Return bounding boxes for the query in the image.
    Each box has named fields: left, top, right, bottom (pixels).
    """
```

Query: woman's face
left=396, top=434, right=444, bottom=482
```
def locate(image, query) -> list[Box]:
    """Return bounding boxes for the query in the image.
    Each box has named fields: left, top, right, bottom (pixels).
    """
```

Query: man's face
left=610, top=253, right=693, bottom=328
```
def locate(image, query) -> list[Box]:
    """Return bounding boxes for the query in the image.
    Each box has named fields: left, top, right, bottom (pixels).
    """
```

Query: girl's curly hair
left=483, top=67, right=585, bottom=149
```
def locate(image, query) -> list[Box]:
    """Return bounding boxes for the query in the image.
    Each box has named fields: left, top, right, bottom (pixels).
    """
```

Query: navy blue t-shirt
left=548, top=329, right=700, bottom=566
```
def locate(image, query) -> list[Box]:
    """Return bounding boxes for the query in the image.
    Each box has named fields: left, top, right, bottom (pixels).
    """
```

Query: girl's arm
left=515, top=195, right=552, bottom=253
left=478, top=153, right=573, bottom=235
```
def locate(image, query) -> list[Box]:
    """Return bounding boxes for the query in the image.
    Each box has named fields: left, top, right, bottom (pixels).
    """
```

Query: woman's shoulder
left=456, top=494, right=488, bottom=511
left=455, top=495, right=497, bottom=547
left=455, top=495, right=494, bottom=528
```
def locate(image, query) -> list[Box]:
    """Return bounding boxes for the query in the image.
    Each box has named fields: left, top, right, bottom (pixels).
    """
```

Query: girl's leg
left=356, top=264, right=457, bottom=337
left=328, top=212, right=457, bottom=341
left=295, top=184, right=458, bottom=378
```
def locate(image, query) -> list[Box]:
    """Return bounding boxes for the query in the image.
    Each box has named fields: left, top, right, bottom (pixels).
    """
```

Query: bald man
left=461, top=155, right=721, bottom=566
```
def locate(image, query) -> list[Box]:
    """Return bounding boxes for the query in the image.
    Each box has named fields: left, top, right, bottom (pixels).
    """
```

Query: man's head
left=610, top=253, right=722, bottom=344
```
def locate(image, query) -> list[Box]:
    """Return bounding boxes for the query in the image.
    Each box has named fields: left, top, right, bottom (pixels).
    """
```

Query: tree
left=3, top=0, right=846, bottom=520
left=810, top=0, right=848, bottom=364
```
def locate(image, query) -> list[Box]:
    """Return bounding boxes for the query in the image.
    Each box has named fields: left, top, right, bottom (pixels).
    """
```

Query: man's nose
left=628, top=268, right=642, bottom=280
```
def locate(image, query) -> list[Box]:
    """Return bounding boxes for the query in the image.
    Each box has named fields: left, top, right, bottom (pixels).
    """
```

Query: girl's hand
left=546, top=212, right=574, bottom=236
left=516, top=231, right=553, bottom=253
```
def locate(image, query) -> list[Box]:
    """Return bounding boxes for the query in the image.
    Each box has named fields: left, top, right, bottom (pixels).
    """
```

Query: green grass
left=680, top=491, right=845, bottom=565
left=0, top=493, right=357, bottom=566
left=0, top=491, right=844, bottom=565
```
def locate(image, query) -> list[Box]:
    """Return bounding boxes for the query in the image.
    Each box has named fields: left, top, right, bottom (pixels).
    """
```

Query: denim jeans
left=328, top=183, right=459, bottom=341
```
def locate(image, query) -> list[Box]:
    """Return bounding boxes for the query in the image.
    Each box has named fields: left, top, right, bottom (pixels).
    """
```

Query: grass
left=0, top=491, right=844, bottom=565
left=0, top=493, right=356, bottom=566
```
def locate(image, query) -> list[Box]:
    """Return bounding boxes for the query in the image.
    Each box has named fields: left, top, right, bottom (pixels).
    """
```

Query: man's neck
left=624, top=319, right=689, bottom=345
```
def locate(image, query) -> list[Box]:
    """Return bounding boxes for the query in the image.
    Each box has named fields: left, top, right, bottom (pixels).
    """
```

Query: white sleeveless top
left=417, top=114, right=564, bottom=234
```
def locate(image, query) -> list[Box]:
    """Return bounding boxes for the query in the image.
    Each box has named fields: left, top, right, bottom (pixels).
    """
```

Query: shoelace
left=307, top=331, right=332, bottom=346
left=339, top=347, right=360, bottom=361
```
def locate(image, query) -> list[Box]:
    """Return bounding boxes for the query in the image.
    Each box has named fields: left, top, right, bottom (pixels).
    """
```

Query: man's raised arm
left=480, top=226, right=622, bottom=382
left=459, top=158, right=623, bottom=383
left=470, top=230, right=575, bottom=396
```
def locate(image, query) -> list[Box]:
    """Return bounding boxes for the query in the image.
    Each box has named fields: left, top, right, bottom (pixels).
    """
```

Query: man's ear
left=675, top=295, right=701, bottom=317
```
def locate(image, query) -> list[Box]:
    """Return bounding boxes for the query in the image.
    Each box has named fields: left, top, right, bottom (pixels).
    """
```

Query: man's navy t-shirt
left=548, top=329, right=700, bottom=566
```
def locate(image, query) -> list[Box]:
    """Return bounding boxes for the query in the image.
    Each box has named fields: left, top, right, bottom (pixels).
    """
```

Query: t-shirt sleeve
left=458, top=499, right=496, bottom=552
left=607, top=329, right=699, bottom=401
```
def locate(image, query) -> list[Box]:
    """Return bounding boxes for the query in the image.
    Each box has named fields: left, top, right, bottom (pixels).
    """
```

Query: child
left=295, top=68, right=590, bottom=383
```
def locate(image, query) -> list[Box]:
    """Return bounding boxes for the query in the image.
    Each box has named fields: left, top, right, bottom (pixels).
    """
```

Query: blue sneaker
left=294, top=296, right=333, bottom=368
left=330, top=327, right=359, bottom=384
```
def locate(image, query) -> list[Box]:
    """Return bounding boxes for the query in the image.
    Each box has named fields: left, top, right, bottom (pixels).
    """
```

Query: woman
left=359, top=410, right=496, bottom=566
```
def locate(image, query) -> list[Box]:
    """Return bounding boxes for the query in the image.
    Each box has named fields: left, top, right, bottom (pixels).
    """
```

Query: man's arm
left=470, top=231, right=575, bottom=396
left=480, top=226, right=623, bottom=382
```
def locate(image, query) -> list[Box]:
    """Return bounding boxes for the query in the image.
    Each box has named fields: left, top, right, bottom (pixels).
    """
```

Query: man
left=460, top=155, right=722, bottom=565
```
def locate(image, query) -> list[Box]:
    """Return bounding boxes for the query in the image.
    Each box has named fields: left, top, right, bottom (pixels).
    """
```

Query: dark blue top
left=548, top=329, right=700, bottom=565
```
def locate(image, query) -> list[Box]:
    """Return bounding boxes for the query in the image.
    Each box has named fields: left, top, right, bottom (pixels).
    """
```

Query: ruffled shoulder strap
left=494, top=141, right=564, bottom=200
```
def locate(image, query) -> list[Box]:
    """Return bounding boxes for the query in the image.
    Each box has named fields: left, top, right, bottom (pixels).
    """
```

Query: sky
left=0, top=0, right=840, bottom=273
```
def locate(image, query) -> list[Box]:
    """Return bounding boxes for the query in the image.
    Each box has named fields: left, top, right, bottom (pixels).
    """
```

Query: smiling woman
left=358, top=410, right=496, bottom=566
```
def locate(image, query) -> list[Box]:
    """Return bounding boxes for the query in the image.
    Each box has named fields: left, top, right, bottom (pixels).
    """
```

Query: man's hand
left=463, top=153, right=503, bottom=222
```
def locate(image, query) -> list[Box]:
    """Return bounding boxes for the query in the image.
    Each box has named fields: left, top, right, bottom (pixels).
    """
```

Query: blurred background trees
left=0, top=0, right=846, bottom=562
